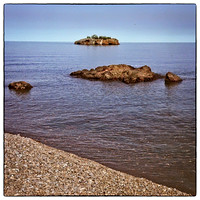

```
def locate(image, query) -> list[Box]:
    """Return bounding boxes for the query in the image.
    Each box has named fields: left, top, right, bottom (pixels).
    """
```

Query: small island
left=74, top=34, right=120, bottom=45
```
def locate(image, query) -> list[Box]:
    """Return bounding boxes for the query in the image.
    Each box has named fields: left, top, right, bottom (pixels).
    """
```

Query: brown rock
left=74, top=38, right=119, bottom=45
left=165, top=72, right=182, bottom=83
left=70, top=64, right=163, bottom=84
left=8, top=81, right=33, bottom=91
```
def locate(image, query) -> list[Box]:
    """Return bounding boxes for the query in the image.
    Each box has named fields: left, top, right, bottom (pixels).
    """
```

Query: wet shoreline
left=4, top=133, right=191, bottom=196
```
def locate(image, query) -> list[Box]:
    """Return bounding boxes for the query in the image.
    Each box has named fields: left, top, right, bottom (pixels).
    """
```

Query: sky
left=4, top=4, right=196, bottom=42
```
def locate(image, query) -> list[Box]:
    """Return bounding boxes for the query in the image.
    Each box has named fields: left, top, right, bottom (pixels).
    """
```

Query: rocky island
left=70, top=64, right=163, bottom=84
left=74, top=34, right=119, bottom=45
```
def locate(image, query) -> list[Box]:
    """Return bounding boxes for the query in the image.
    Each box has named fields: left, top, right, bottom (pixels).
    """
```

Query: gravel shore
left=4, top=133, right=190, bottom=196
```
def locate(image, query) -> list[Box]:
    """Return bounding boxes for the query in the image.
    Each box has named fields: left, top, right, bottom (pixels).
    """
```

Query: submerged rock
left=74, top=38, right=119, bottom=45
left=165, top=72, right=182, bottom=83
left=70, top=64, right=163, bottom=84
left=8, top=81, right=33, bottom=91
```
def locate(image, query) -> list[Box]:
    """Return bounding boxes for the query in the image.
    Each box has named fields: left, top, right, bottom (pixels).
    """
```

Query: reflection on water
left=165, top=81, right=182, bottom=89
left=9, top=88, right=32, bottom=96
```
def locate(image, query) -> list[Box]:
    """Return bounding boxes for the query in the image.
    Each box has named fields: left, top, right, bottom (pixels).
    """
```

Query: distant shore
left=4, top=133, right=190, bottom=196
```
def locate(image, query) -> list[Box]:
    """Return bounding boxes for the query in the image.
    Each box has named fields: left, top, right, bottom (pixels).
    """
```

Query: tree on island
left=89, top=34, right=112, bottom=40
left=99, top=36, right=111, bottom=40
left=91, top=34, right=98, bottom=39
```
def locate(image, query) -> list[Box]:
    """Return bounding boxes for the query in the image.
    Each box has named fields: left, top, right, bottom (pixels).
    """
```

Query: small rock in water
left=8, top=81, right=33, bottom=91
left=165, top=72, right=182, bottom=83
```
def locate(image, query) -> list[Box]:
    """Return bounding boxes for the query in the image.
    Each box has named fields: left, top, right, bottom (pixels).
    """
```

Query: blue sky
left=4, top=4, right=196, bottom=42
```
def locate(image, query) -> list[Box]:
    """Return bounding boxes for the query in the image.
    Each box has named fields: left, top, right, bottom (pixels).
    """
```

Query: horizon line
left=4, top=40, right=195, bottom=43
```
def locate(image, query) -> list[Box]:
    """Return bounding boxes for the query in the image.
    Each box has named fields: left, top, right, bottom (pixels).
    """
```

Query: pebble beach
left=4, top=133, right=190, bottom=196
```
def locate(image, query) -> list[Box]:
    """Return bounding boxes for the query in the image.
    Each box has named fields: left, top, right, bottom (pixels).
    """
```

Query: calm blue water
left=4, top=42, right=196, bottom=195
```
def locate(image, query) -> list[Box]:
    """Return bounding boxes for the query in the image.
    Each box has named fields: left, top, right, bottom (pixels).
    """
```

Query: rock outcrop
left=8, top=81, right=33, bottom=91
left=74, top=38, right=119, bottom=45
left=70, top=64, right=163, bottom=84
left=165, top=72, right=182, bottom=83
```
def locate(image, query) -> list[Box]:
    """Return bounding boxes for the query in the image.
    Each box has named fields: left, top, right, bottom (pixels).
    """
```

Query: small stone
left=8, top=81, right=33, bottom=91
left=165, top=72, right=182, bottom=83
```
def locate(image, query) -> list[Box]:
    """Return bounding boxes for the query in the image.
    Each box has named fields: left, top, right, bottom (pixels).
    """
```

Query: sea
left=4, top=41, right=196, bottom=195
